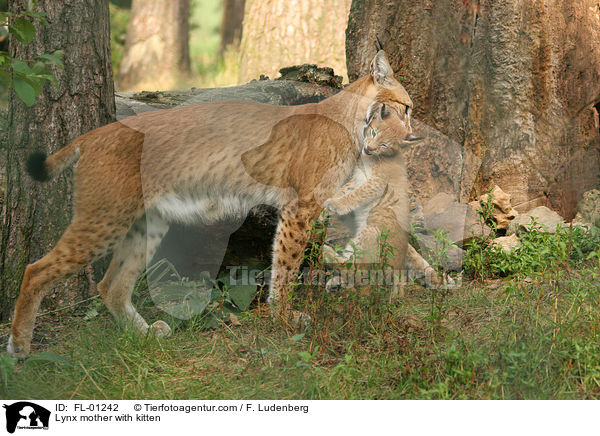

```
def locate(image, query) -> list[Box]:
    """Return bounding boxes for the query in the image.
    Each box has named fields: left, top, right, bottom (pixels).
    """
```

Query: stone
left=409, top=192, right=425, bottom=231
left=492, top=234, right=520, bottom=252
left=507, top=206, right=565, bottom=235
left=423, top=192, right=491, bottom=246
left=574, top=189, right=600, bottom=228
left=472, top=185, right=519, bottom=231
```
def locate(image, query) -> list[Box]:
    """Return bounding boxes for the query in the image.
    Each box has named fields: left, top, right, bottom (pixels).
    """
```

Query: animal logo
left=2, top=402, right=50, bottom=434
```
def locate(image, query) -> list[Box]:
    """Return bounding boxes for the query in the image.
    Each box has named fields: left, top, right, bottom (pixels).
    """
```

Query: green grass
left=2, top=261, right=600, bottom=399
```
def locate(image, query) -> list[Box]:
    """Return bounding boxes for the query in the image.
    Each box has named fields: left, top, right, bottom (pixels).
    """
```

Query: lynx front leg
left=268, top=201, right=321, bottom=320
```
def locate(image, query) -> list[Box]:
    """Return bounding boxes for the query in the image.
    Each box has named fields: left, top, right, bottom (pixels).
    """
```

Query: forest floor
left=2, top=263, right=600, bottom=400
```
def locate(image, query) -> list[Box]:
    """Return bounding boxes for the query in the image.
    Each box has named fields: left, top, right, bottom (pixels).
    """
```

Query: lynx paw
left=324, top=198, right=349, bottom=216
left=149, top=320, right=172, bottom=338
left=7, top=335, right=29, bottom=359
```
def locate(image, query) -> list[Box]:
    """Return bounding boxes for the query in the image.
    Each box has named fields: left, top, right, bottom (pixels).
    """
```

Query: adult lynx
left=8, top=51, right=416, bottom=358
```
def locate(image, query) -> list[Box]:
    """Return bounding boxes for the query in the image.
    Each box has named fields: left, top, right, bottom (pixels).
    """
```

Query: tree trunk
left=346, top=0, right=600, bottom=218
left=0, top=0, right=115, bottom=321
left=239, top=0, right=351, bottom=82
left=118, top=0, right=190, bottom=91
left=218, top=0, right=245, bottom=56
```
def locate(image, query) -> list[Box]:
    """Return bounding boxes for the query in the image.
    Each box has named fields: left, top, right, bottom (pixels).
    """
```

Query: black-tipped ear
left=369, top=51, right=394, bottom=87
left=26, top=151, right=50, bottom=182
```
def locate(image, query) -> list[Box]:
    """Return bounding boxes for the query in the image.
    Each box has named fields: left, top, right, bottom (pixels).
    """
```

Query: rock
left=492, top=234, right=520, bottom=252
left=423, top=192, right=491, bottom=246
left=411, top=233, right=465, bottom=272
left=574, top=189, right=600, bottom=228
left=479, top=185, right=519, bottom=230
left=507, top=206, right=565, bottom=235
left=403, top=119, right=472, bottom=204
left=409, top=192, right=425, bottom=231
left=468, top=200, right=480, bottom=212
left=470, top=185, right=519, bottom=230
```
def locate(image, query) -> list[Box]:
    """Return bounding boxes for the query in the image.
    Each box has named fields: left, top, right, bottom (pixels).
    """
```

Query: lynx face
left=363, top=102, right=418, bottom=157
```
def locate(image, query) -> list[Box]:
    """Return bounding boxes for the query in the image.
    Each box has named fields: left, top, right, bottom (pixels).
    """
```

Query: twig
left=79, top=362, right=109, bottom=400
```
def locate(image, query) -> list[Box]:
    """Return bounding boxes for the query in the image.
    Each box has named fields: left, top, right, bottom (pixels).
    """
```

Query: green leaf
left=12, top=76, right=37, bottom=106
left=11, top=60, right=32, bottom=75
left=10, top=17, right=36, bottom=44
left=24, top=352, right=72, bottom=367
left=291, top=333, right=305, bottom=343
left=298, top=351, right=312, bottom=362
left=84, top=307, right=99, bottom=320
left=31, top=61, right=46, bottom=74
left=227, top=285, right=257, bottom=311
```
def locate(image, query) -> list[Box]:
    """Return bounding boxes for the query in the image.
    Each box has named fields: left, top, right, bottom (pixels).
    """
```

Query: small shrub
left=464, top=219, right=600, bottom=279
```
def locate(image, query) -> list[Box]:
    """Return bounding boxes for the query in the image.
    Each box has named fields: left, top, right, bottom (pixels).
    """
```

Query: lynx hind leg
left=8, top=217, right=130, bottom=359
left=268, top=201, right=321, bottom=320
left=97, top=212, right=171, bottom=338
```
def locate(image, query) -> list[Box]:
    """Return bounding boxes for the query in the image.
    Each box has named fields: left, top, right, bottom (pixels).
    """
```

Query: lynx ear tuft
left=369, top=51, right=395, bottom=87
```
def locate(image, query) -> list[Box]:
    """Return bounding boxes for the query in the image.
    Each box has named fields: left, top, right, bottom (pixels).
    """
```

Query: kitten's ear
left=370, top=51, right=395, bottom=88
left=365, top=101, right=380, bottom=125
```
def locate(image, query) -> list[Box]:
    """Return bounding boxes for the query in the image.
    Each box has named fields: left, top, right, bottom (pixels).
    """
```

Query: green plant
left=476, top=188, right=498, bottom=233
left=0, top=1, right=63, bottom=106
left=464, top=218, right=600, bottom=280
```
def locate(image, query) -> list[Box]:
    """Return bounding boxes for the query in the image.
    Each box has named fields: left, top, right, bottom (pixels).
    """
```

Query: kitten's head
left=362, top=102, right=422, bottom=157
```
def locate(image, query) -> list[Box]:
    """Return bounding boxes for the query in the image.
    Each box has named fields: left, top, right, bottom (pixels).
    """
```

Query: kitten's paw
left=324, top=198, right=348, bottom=216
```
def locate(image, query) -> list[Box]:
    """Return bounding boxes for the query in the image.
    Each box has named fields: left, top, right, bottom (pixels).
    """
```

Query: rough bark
left=218, top=0, right=245, bottom=56
left=239, top=0, right=351, bottom=82
left=0, top=0, right=115, bottom=321
left=346, top=0, right=600, bottom=218
left=118, top=0, right=190, bottom=91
